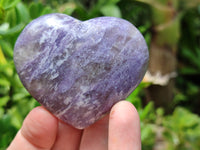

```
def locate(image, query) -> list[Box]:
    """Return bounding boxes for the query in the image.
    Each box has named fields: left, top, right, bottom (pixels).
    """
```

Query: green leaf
left=0, top=61, right=14, bottom=77
left=179, top=67, right=199, bottom=75
left=0, top=23, right=25, bottom=36
left=0, top=7, right=5, bottom=23
left=0, top=77, right=10, bottom=86
left=41, top=6, right=54, bottom=15
left=141, top=123, right=156, bottom=149
left=15, top=2, right=30, bottom=24
left=140, top=102, right=155, bottom=121
left=0, top=40, right=13, bottom=59
left=180, top=0, right=200, bottom=10
left=181, top=47, right=200, bottom=70
left=28, top=2, right=53, bottom=19
left=107, top=0, right=121, bottom=4
left=4, top=8, right=17, bottom=27
left=163, top=128, right=180, bottom=146
left=0, top=45, right=6, bottom=64
left=0, top=96, right=9, bottom=107
left=29, top=2, right=43, bottom=19
left=58, top=2, right=76, bottom=15
left=0, top=0, right=20, bottom=10
left=7, top=107, right=23, bottom=129
left=100, top=4, right=121, bottom=18
left=13, top=91, right=30, bottom=101
left=0, top=114, right=18, bottom=148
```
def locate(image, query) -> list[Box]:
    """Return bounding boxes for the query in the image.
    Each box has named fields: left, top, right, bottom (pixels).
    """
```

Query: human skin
left=7, top=101, right=141, bottom=150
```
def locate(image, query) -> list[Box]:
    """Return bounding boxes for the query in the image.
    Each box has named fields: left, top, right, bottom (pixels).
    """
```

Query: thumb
left=8, top=106, right=58, bottom=150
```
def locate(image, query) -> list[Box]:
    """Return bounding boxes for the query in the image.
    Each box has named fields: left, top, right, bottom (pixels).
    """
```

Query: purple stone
left=14, top=13, right=149, bottom=129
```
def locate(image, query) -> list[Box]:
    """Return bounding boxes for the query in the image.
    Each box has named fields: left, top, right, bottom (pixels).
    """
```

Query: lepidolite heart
left=14, top=13, right=149, bottom=129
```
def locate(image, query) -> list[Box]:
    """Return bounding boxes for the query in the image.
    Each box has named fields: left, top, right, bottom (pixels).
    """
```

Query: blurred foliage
left=0, top=0, right=200, bottom=149
left=175, top=5, right=200, bottom=115
left=163, top=107, right=200, bottom=150
left=178, top=5, right=200, bottom=75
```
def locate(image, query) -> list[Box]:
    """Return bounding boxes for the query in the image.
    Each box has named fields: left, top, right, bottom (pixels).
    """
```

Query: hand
left=7, top=101, right=141, bottom=150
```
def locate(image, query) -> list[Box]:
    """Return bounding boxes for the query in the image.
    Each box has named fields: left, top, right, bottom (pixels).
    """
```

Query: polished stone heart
left=14, top=13, right=149, bottom=129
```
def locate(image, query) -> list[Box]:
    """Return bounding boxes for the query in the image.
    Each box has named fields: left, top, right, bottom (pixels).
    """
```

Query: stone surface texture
left=14, top=13, right=149, bottom=129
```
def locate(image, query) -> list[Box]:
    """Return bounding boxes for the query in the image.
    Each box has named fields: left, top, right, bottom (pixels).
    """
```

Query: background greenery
left=0, top=0, right=200, bottom=149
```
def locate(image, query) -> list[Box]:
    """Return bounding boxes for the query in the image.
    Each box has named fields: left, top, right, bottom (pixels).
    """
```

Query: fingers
left=108, top=101, right=141, bottom=150
left=52, top=120, right=83, bottom=150
left=7, top=101, right=141, bottom=150
left=79, top=114, right=109, bottom=150
left=7, top=106, right=58, bottom=150
left=79, top=100, right=141, bottom=150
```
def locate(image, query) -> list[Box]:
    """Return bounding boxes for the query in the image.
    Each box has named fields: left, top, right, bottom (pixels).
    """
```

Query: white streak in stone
left=80, top=85, right=90, bottom=93
left=56, top=98, right=72, bottom=117
left=45, top=16, right=64, bottom=28
left=56, top=57, right=67, bottom=67
left=64, top=97, right=72, bottom=105
left=50, top=72, right=59, bottom=80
